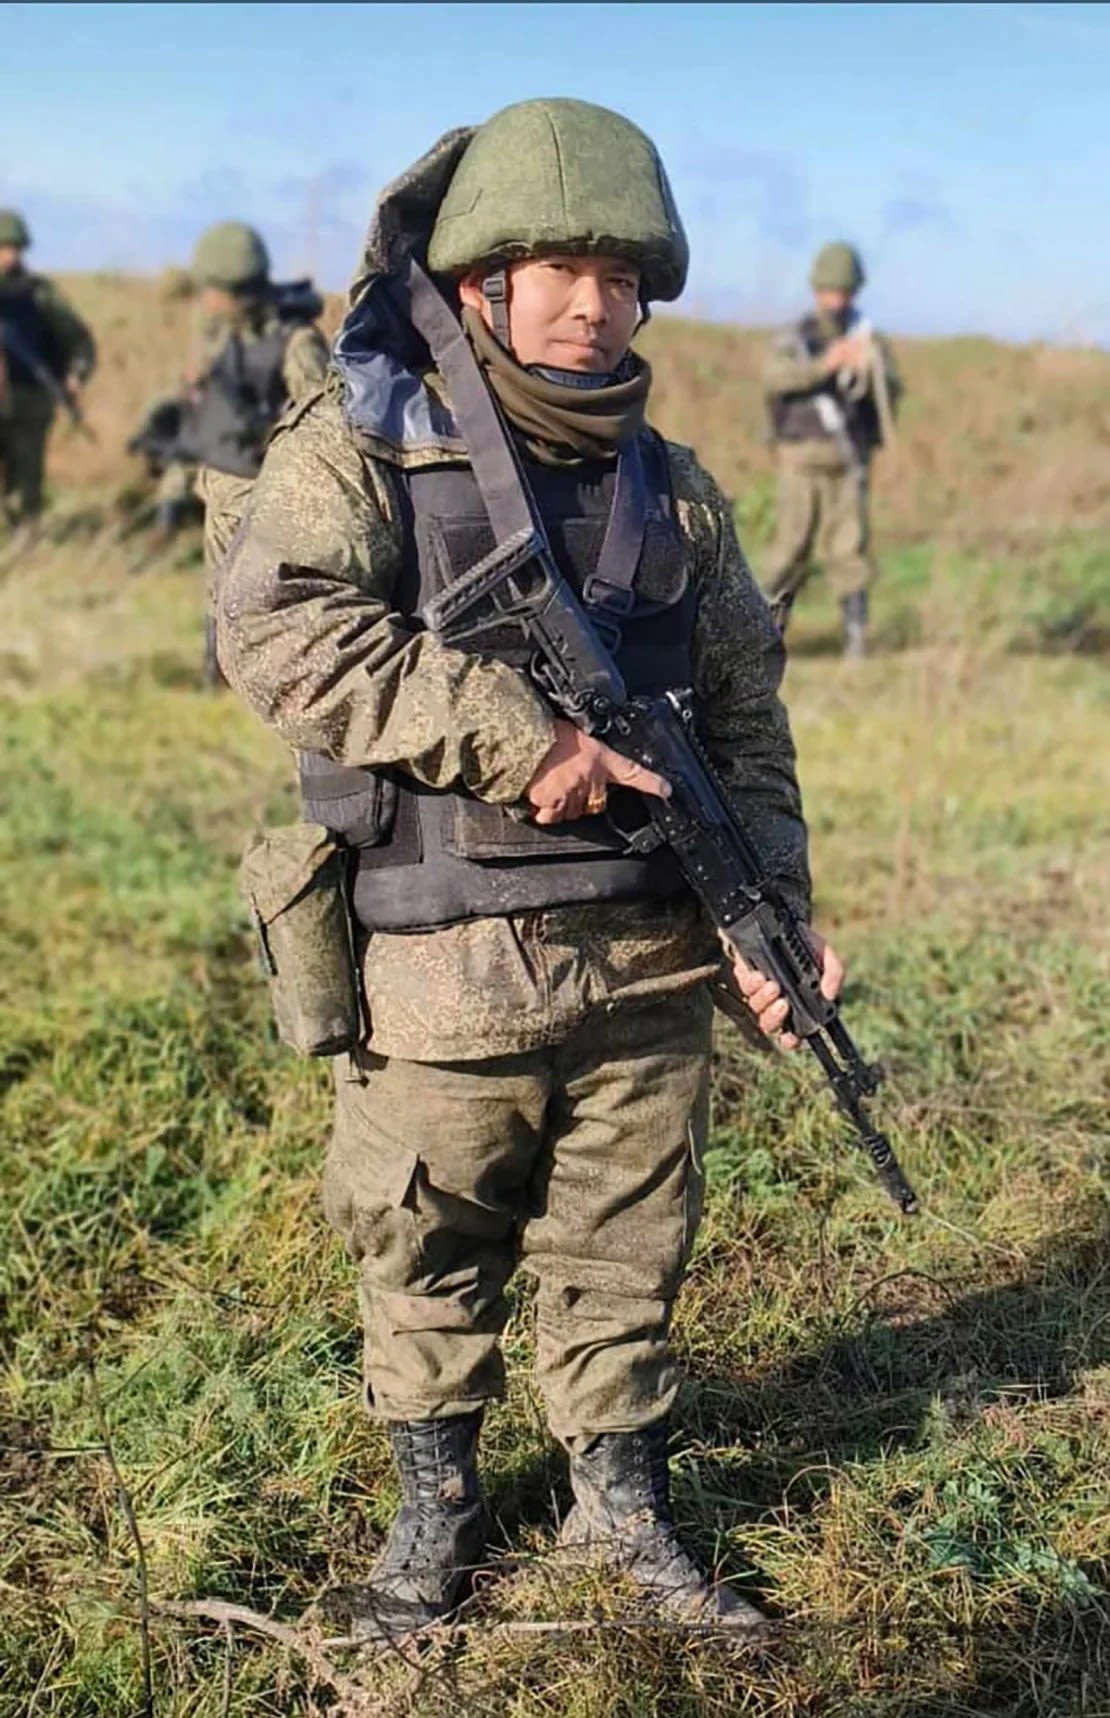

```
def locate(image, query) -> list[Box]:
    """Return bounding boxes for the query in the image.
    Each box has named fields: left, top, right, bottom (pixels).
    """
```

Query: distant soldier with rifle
left=217, top=102, right=914, bottom=1644
left=761, top=242, right=901, bottom=658
left=174, top=220, right=328, bottom=682
left=0, top=209, right=96, bottom=551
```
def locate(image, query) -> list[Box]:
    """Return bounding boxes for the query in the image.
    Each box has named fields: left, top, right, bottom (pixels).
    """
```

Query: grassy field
left=1, top=280, right=1109, bottom=1715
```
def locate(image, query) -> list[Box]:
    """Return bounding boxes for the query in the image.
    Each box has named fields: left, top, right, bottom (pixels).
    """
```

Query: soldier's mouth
left=551, top=340, right=611, bottom=368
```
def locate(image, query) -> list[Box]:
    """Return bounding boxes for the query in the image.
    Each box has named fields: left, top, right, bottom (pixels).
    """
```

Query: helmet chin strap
left=481, top=268, right=511, bottom=346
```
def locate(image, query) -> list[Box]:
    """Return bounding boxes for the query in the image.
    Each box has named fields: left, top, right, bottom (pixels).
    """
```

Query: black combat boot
left=560, top=1422, right=770, bottom=1636
left=323, top=1411, right=488, bottom=1644
left=841, top=590, right=869, bottom=660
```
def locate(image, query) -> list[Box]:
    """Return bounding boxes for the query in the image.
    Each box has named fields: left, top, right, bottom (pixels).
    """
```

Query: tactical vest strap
left=394, top=256, right=534, bottom=543
left=585, top=434, right=646, bottom=617
left=397, top=253, right=654, bottom=635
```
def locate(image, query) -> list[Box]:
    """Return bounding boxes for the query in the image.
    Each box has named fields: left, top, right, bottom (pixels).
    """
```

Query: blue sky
left=4, top=1, right=1110, bottom=342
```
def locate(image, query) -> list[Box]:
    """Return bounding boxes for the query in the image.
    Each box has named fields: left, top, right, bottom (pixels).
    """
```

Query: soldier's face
left=199, top=285, right=239, bottom=320
left=0, top=245, right=22, bottom=275
left=815, top=288, right=854, bottom=316
left=461, top=255, right=642, bottom=372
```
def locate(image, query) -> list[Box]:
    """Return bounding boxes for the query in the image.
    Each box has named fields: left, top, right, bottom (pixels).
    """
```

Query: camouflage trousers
left=323, top=987, right=712, bottom=1448
left=763, top=450, right=876, bottom=604
left=0, top=390, right=54, bottom=524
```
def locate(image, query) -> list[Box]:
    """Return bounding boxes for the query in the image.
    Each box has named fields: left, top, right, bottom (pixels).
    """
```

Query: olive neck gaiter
left=461, top=306, right=651, bottom=465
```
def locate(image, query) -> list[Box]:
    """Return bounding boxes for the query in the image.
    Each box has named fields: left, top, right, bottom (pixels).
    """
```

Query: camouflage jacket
left=0, top=269, right=96, bottom=402
left=218, top=383, right=813, bottom=1061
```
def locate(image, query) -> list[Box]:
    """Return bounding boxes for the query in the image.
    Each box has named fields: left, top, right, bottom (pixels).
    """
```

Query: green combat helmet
left=0, top=209, right=32, bottom=249
left=192, top=221, right=270, bottom=291
left=427, top=97, right=688, bottom=303
left=810, top=241, right=865, bottom=293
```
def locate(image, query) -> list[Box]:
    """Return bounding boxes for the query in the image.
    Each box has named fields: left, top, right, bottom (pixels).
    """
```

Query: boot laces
left=383, top=1417, right=481, bottom=1578
left=615, top=1431, right=712, bottom=1595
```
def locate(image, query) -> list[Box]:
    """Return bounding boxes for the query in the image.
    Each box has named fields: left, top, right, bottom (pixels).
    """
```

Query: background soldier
left=218, top=99, right=844, bottom=1642
left=761, top=242, right=901, bottom=658
left=174, top=220, right=328, bottom=682
left=0, top=209, right=96, bottom=551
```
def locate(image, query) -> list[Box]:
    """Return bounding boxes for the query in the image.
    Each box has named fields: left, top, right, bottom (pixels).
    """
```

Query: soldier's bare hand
left=526, top=718, right=671, bottom=826
left=823, top=336, right=868, bottom=375
left=731, top=929, right=844, bottom=1051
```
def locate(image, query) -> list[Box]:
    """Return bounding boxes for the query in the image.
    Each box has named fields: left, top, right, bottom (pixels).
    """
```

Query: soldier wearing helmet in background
left=175, top=220, right=328, bottom=682
left=218, top=100, right=843, bottom=1640
left=0, top=209, right=96, bottom=551
left=761, top=242, right=902, bottom=658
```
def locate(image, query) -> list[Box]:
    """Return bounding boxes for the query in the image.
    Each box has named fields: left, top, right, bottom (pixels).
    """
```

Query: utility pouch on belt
left=239, top=824, right=361, bottom=1057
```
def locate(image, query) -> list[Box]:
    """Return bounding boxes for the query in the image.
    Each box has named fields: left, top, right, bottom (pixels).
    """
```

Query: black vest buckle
left=583, top=575, right=636, bottom=617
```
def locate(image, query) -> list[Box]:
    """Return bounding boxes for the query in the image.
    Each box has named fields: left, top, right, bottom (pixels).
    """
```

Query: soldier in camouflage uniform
left=761, top=242, right=901, bottom=658
left=218, top=100, right=844, bottom=1640
left=0, top=209, right=96, bottom=546
left=174, top=221, right=328, bottom=682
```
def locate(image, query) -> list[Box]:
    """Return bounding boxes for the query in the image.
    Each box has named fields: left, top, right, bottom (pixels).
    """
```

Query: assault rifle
left=422, top=529, right=918, bottom=1216
left=0, top=319, right=96, bottom=441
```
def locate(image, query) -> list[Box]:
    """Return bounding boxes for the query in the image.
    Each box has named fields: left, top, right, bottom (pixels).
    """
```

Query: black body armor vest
left=176, top=322, right=291, bottom=478
left=176, top=287, right=321, bottom=477
left=300, top=432, right=696, bottom=933
left=769, top=314, right=881, bottom=455
left=0, top=277, right=59, bottom=386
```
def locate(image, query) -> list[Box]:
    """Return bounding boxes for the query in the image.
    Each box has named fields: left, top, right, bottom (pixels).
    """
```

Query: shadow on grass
left=778, top=1598, right=1110, bottom=1718
left=679, top=1210, right=1110, bottom=1472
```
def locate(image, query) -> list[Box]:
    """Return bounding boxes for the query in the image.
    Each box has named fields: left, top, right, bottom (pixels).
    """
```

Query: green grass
left=1, top=525, right=1108, bottom=1717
